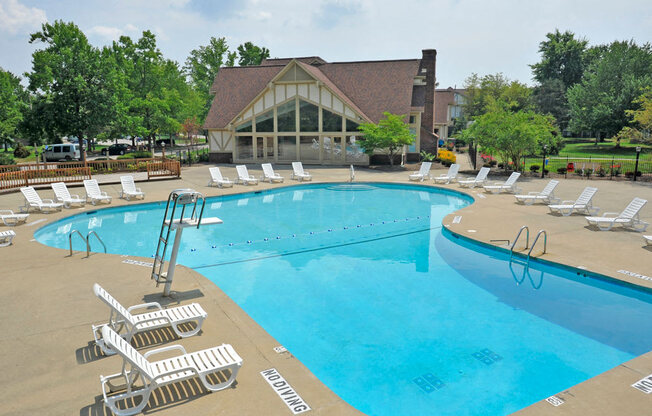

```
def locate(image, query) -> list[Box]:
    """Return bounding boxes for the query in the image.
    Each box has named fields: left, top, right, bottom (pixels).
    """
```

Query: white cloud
left=124, top=23, right=138, bottom=33
left=87, top=25, right=123, bottom=41
left=0, top=0, right=47, bottom=34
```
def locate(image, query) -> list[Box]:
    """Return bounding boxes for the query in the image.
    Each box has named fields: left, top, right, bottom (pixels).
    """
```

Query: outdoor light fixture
left=634, top=146, right=642, bottom=181
left=541, top=145, right=548, bottom=179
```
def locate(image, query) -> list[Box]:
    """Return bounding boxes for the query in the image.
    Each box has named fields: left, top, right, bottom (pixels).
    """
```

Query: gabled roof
left=204, top=57, right=423, bottom=129
left=260, top=56, right=327, bottom=66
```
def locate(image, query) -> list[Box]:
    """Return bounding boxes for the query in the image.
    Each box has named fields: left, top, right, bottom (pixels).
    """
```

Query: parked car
left=43, top=144, right=81, bottom=161
left=101, top=144, right=133, bottom=156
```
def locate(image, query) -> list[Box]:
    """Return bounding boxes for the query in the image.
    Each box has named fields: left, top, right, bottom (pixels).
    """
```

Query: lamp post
left=541, top=145, right=548, bottom=179
left=161, top=142, right=166, bottom=160
left=633, top=146, right=641, bottom=182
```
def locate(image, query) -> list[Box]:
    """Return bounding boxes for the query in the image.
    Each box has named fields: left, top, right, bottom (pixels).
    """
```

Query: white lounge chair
left=119, top=176, right=145, bottom=200
left=0, top=210, right=29, bottom=226
left=0, top=230, right=15, bottom=247
left=458, top=167, right=490, bottom=188
left=548, top=186, right=599, bottom=216
left=644, top=235, right=652, bottom=246
left=207, top=167, right=234, bottom=188
left=291, top=161, right=312, bottom=181
left=50, top=182, right=85, bottom=208
left=514, top=180, right=560, bottom=205
left=99, top=325, right=242, bottom=416
left=261, top=163, right=284, bottom=183
left=483, top=172, right=522, bottom=194
left=92, top=283, right=207, bottom=355
left=409, top=162, right=432, bottom=182
left=433, top=164, right=460, bottom=184
left=235, top=165, right=258, bottom=185
left=83, top=179, right=112, bottom=205
left=19, top=186, right=63, bottom=213
left=585, top=198, right=648, bottom=231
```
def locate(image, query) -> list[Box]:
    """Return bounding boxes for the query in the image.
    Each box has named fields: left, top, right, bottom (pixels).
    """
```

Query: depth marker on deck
left=26, top=219, right=47, bottom=227
left=453, top=216, right=462, bottom=224
left=618, top=269, right=652, bottom=282
left=632, top=373, right=652, bottom=393
left=260, top=368, right=310, bottom=414
left=545, top=395, right=564, bottom=406
left=122, top=259, right=154, bottom=268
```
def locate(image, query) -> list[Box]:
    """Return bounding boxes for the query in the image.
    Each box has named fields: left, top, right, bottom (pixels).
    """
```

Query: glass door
left=255, top=136, right=275, bottom=161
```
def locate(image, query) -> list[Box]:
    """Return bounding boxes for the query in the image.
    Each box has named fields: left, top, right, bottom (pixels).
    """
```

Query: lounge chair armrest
left=527, top=192, right=540, bottom=195
left=101, top=191, right=110, bottom=197
left=0, top=210, right=14, bottom=215
left=42, top=199, right=57, bottom=204
left=560, top=200, right=574, bottom=204
left=153, top=366, right=199, bottom=383
left=144, top=344, right=187, bottom=359
left=601, top=212, right=620, bottom=217
left=127, top=302, right=163, bottom=313
left=136, top=188, right=143, bottom=193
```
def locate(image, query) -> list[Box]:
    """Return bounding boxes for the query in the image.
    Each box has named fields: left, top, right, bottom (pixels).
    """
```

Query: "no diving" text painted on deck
left=260, top=368, right=311, bottom=414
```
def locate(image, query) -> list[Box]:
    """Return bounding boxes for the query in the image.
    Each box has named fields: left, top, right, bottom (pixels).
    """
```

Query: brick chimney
left=420, top=49, right=437, bottom=152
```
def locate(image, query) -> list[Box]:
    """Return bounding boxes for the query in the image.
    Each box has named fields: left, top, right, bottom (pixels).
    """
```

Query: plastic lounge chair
left=99, top=325, right=242, bottom=416
left=458, top=167, right=490, bottom=188
left=514, top=180, right=560, bottom=205
left=91, top=283, right=207, bottom=355
left=433, top=164, right=460, bottom=184
left=408, top=162, right=432, bottom=182
left=207, top=167, right=234, bottom=188
left=261, top=163, right=284, bottom=183
left=291, top=161, right=312, bottom=181
left=119, top=176, right=145, bottom=200
left=235, top=165, right=259, bottom=185
left=483, top=172, right=522, bottom=194
left=644, top=235, right=652, bottom=246
left=548, top=186, right=599, bottom=216
left=83, top=179, right=112, bottom=205
left=52, top=182, right=86, bottom=208
left=0, top=230, right=15, bottom=247
left=19, top=186, right=63, bottom=213
left=0, top=210, right=29, bottom=226
left=585, top=198, right=648, bottom=231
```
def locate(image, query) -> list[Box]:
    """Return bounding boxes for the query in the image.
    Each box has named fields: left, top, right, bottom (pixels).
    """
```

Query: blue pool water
left=36, top=183, right=652, bottom=415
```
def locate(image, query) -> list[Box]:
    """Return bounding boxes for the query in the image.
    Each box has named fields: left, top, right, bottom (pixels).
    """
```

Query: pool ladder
left=510, top=226, right=548, bottom=264
left=68, top=229, right=107, bottom=257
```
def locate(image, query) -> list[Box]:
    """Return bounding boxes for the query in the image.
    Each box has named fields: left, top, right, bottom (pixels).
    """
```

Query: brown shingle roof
left=260, top=57, right=326, bottom=66
left=204, top=65, right=284, bottom=130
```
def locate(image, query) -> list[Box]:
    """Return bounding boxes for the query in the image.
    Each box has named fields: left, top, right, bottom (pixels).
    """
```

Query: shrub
left=489, top=160, right=497, bottom=167
left=497, top=162, right=505, bottom=169
left=557, top=167, right=567, bottom=174
left=132, top=151, right=152, bottom=159
left=530, top=165, right=540, bottom=172
left=483, top=163, right=492, bottom=168
left=625, top=171, right=642, bottom=178
left=13, top=143, right=30, bottom=158
left=0, top=153, right=15, bottom=165
left=543, top=169, right=549, bottom=175
left=117, top=153, right=135, bottom=159
left=437, top=149, right=456, bottom=165
left=420, top=151, right=436, bottom=162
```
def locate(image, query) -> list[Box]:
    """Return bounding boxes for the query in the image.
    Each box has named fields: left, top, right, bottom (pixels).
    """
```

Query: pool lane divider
left=260, top=368, right=311, bottom=414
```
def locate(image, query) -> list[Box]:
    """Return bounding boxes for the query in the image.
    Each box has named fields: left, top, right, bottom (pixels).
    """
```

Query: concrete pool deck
left=0, top=164, right=650, bottom=415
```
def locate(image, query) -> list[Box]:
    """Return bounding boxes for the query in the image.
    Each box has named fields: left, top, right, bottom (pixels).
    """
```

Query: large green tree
left=27, top=20, right=115, bottom=160
left=532, top=79, right=570, bottom=130
left=358, top=112, right=414, bottom=166
left=531, top=30, right=588, bottom=88
left=237, top=42, right=270, bottom=66
left=567, top=40, right=652, bottom=139
left=463, top=73, right=532, bottom=118
left=0, top=68, right=26, bottom=151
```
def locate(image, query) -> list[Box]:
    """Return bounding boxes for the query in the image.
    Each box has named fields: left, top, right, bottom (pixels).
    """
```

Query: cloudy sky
left=1, top=0, right=650, bottom=88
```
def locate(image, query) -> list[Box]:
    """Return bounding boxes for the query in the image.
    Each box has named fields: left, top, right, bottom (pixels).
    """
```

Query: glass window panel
left=236, top=136, right=253, bottom=160
left=278, top=136, right=296, bottom=161
left=408, top=128, right=417, bottom=152
left=346, top=135, right=366, bottom=161
left=346, top=119, right=360, bottom=132
left=299, top=100, right=318, bottom=132
left=256, top=111, right=274, bottom=132
left=322, top=109, right=342, bottom=132
left=409, top=115, right=416, bottom=124
left=235, top=119, right=252, bottom=133
left=277, top=101, right=296, bottom=132
left=299, top=136, right=320, bottom=161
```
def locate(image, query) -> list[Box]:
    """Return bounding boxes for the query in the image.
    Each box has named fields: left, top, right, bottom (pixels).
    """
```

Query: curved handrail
left=68, top=230, right=86, bottom=256
left=527, top=230, right=548, bottom=261
left=510, top=225, right=529, bottom=257
left=86, top=230, right=107, bottom=255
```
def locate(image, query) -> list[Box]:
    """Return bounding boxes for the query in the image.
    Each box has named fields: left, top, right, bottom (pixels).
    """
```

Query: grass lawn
left=558, top=138, right=651, bottom=159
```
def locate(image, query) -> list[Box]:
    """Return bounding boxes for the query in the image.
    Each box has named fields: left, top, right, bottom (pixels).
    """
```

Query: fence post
left=634, top=147, right=641, bottom=182
left=610, top=155, right=614, bottom=180
left=23, top=170, right=29, bottom=186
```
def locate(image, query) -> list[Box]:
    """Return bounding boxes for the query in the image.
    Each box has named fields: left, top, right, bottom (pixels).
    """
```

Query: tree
left=0, top=68, right=26, bottom=151
left=462, top=73, right=532, bottom=118
left=614, top=89, right=652, bottom=145
left=532, top=78, right=570, bottom=130
left=531, top=30, right=588, bottom=89
left=467, top=108, right=558, bottom=170
left=568, top=40, right=652, bottom=139
left=237, top=42, right=270, bottom=66
left=358, top=112, right=414, bottom=166
left=27, top=20, right=115, bottom=160
left=184, top=37, right=236, bottom=123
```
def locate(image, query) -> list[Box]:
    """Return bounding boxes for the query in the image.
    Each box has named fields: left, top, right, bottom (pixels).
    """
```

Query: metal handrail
left=68, top=230, right=86, bottom=256
left=87, top=230, right=107, bottom=255
left=527, top=230, right=548, bottom=261
left=510, top=225, right=529, bottom=257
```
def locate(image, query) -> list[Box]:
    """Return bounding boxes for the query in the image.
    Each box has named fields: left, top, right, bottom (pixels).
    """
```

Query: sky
left=0, top=0, right=650, bottom=88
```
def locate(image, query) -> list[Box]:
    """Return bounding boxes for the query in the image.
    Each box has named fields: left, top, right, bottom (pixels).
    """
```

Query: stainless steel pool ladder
left=527, top=230, right=547, bottom=262
left=151, top=189, right=206, bottom=287
left=510, top=226, right=529, bottom=258
left=68, top=229, right=107, bottom=257
left=510, top=226, right=548, bottom=264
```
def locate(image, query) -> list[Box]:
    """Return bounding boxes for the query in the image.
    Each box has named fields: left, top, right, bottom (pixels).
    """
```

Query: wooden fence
left=0, top=158, right=180, bottom=191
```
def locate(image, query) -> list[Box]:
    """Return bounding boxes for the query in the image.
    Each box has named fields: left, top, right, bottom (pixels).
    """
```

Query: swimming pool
left=36, top=183, right=652, bottom=416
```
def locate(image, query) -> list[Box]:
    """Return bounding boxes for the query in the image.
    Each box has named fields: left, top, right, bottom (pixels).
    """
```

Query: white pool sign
left=260, top=368, right=311, bottom=414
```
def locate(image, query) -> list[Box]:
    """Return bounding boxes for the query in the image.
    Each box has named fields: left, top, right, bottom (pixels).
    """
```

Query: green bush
left=420, top=151, right=436, bottom=162
left=132, top=151, right=152, bottom=159
left=0, top=153, right=16, bottom=165
left=13, top=143, right=30, bottom=158
left=557, top=167, right=567, bottom=174
left=489, top=160, right=497, bottom=167
left=530, top=165, right=540, bottom=172
left=117, top=154, right=135, bottom=159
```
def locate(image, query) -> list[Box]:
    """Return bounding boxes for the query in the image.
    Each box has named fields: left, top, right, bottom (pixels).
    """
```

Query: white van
left=43, top=144, right=81, bottom=161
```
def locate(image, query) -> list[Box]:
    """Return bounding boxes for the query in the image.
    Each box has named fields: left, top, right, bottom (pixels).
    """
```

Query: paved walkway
left=0, top=163, right=650, bottom=416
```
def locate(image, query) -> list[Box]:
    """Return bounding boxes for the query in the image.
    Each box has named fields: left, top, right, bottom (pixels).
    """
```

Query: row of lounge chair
left=208, top=162, right=312, bottom=188
left=92, top=284, right=242, bottom=416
